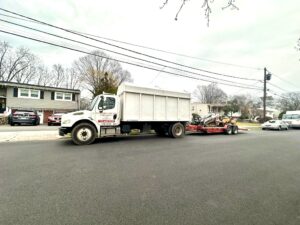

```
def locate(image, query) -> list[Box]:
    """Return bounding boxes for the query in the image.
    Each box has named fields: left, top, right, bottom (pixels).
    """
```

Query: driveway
left=0, top=124, right=60, bottom=142
left=0, top=124, right=59, bottom=132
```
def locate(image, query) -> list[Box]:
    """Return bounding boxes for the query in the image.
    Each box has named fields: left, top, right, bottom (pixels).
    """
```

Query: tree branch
left=222, top=0, right=239, bottom=10
left=175, top=0, right=189, bottom=21
left=160, top=0, right=239, bottom=26
left=160, top=0, right=169, bottom=9
left=202, top=0, right=213, bottom=26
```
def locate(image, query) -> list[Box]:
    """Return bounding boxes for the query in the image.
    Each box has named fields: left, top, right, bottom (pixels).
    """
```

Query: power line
left=71, top=31, right=263, bottom=71
left=268, top=90, right=289, bottom=100
left=0, top=18, right=259, bottom=87
left=268, top=82, right=288, bottom=93
left=0, top=12, right=34, bottom=23
left=0, top=7, right=261, bottom=82
left=0, top=29, right=262, bottom=90
left=231, top=81, right=263, bottom=95
left=271, top=73, right=300, bottom=91
left=0, top=11, right=263, bottom=71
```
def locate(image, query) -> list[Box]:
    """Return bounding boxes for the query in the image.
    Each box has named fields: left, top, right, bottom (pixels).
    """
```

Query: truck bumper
left=59, top=127, right=71, bottom=136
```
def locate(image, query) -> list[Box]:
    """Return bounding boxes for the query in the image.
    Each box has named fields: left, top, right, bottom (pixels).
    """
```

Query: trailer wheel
left=170, top=123, right=185, bottom=138
left=232, top=126, right=238, bottom=135
left=71, top=123, right=97, bottom=145
left=226, top=125, right=232, bottom=135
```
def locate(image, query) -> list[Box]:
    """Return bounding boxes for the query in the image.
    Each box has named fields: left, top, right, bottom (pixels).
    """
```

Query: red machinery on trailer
left=186, top=114, right=245, bottom=135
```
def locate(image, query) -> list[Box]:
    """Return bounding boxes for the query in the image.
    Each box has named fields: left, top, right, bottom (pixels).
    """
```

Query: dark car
left=10, top=110, right=40, bottom=126
left=48, top=113, right=64, bottom=126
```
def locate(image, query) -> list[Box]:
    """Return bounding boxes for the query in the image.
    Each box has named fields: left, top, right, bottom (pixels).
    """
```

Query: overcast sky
left=1, top=0, right=300, bottom=98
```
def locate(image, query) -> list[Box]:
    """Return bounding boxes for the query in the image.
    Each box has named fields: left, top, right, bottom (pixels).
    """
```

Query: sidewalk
left=0, top=130, right=65, bottom=143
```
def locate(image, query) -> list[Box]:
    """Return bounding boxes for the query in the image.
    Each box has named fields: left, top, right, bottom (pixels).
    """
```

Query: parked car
left=48, top=113, right=64, bottom=126
left=261, top=120, right=289, bottom=131
left=10, top=110, right=40, bottom=126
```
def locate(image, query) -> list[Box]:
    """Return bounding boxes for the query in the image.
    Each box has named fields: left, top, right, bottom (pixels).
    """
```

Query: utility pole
left=263, top=67, right=267, bottom=122
left=263, top=67, right=272, bottom=122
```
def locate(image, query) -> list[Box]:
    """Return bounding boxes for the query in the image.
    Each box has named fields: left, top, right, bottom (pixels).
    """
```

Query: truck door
left=96, top=96, right=120, bottom=127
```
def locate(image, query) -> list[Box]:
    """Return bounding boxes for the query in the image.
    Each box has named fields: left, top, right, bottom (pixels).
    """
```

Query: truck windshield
left=283, top=114, right=300, bottom=120
left=88, top=96, right=99, bottom=111
left=282, top=114, right=292, bottom=119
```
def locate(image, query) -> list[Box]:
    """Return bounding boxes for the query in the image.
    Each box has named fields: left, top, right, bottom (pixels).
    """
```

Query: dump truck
left=59, top=83, right=191, bottom=145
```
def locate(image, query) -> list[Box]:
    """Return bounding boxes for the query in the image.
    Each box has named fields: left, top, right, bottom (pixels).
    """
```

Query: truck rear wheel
left=71, top=123, right=97, bottom=145
left=170, top=123, right=185, bottom=138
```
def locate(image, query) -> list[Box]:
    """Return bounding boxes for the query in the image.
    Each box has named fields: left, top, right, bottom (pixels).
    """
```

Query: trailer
left=185, top=113, right=244, bottom=135
left=186, top=123, right=239, bottom=135
left=59, top=83, right=191, bottom=145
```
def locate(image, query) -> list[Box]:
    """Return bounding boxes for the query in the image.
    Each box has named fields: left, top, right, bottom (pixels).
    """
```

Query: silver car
left=261, top=120, right=289, bottom=131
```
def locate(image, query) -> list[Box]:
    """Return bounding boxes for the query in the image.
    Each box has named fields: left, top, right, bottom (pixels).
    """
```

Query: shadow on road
left=58, top=134, right=169, bottom=147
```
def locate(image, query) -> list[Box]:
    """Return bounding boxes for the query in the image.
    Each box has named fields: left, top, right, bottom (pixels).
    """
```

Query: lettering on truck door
left=96, top=96, right=120, bottom=126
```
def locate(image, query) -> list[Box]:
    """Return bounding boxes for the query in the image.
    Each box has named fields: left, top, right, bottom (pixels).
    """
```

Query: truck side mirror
left=98, top=96, right=104, bottom=112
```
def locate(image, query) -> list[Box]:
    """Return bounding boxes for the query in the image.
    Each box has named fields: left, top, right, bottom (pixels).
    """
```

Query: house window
left=64, top=93, right=72, bottom=101
left=31, top=90, right=39, bottom=98
left=20, top=89, right=29, bottom=97
left=18, top=88, right=40, bottom=99
left=55, top=92, right=72, bottom=101
left=55, top=92, right=64, bottom=100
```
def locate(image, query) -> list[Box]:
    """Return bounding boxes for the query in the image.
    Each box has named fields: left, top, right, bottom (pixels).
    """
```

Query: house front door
left=0, top=98, right=6, bottom=113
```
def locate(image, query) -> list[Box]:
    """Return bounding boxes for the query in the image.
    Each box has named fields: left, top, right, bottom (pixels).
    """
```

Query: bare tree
left=64, top=68, right=81, bottom=89
left=160, top=0, right=239, bottom=25
left=193, top=83, right=227, bottom=104
left=230, top=94, right=260, bottom=119
left=51, top=64, right=65, bottom=88
left=296, top=38, right=300, bottom=59
left=35, top=64, right=52, bottom=86
left=278, top=92, right=300, bottom=111
left=0, top=42, right=9, bottom=81
left=0, top=41, right=37, bottom=83
left=74, top=50, right=132, bottom=97
left=80, top=97, right=91, bottom=110
left=14, top=52, right=37, bottom=84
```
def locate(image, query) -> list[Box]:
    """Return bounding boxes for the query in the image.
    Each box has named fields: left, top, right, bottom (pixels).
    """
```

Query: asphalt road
left=1, top=130, right=300, bottom=225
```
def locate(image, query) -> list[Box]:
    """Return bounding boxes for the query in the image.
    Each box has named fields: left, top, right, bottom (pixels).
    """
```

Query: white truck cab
left=282, top=111, right=300, bottom=128
left=59, top=83, right=191, bottom=145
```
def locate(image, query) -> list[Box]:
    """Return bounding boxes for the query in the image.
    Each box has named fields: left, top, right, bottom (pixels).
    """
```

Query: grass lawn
left=236, top=122, right=261, bottom=127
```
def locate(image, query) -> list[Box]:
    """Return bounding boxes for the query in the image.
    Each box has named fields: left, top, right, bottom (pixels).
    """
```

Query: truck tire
left=71, top=123, right=97, bottom=145
left=232, top=126, right=238, bottom=135
left=170, top=123, right=185, bottom=138
left=226, top=125, right=232, bottom=135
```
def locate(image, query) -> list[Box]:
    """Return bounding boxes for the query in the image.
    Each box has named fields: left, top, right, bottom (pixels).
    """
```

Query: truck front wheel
left=170, top=123, right=185, bottom=138
left=71, top=123, right=97, bottom=145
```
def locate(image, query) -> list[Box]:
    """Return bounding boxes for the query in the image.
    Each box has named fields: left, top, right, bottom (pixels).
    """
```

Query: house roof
left=191, top=102, right=226, bottom=107
left=0, top=81, right=80, bottom=93
left=257, top=107, right=279, bottom=112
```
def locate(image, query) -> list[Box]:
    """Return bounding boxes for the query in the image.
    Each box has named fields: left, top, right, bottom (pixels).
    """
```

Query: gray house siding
left=0, top=87, right=6, bottom=97
left=0, top=81, right=81, bottom=124
left=6, top=87, right=79, bottom=110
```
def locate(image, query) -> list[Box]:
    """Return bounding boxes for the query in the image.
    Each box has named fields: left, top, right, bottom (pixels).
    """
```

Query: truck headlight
left=62, top=119, right=71, bottom=125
